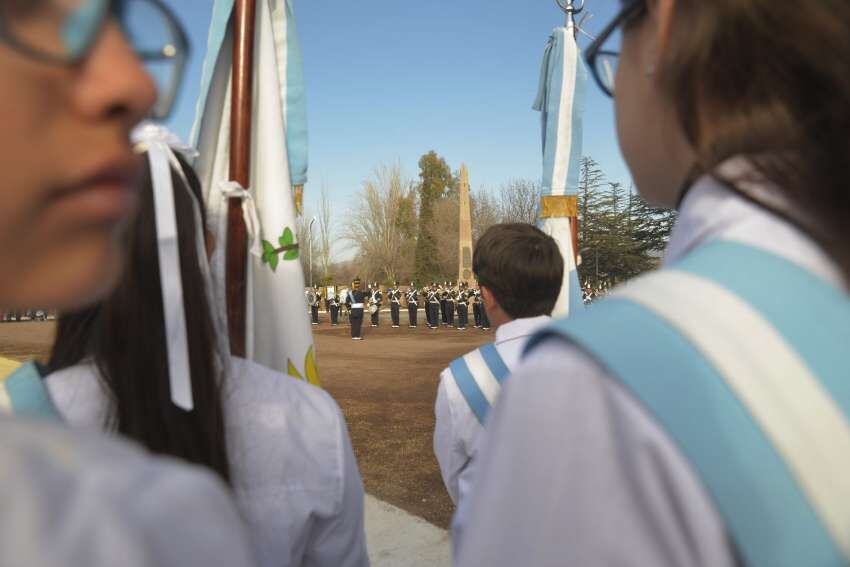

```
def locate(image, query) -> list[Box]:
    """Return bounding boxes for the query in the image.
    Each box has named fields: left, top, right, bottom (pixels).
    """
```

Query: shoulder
left=438, top=344, right=491, bottom=406
left=0, top=417, right=254, bottom=566
left=227, top=356, right=342, bottom=434
left=45, top=363, right=110, bottom=429
left=224, top=357, right=348, bottom=497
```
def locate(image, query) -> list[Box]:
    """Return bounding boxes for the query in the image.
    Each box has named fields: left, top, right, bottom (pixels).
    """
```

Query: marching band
left=307, top=280, right=491, bottom=338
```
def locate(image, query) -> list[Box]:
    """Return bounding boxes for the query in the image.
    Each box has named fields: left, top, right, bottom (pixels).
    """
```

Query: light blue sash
left=1, top=362, right=62, bottom=421
left=526, top=240, right=850, bottom=567
left=449, top=343, right=511, bottom=425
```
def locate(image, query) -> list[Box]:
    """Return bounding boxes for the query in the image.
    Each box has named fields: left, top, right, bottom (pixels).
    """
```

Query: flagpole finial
left=555, top=0, right=585, bottom=29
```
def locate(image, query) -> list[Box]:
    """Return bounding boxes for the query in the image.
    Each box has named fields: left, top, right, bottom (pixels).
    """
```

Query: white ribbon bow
left=218, top=181, right=264, bottom=258
left=131, top=123, right=197, bottom=411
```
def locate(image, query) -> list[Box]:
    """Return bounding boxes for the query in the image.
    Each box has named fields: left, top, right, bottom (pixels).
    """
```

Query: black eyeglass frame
left=584, top=0, right=646, bottom=98
left=0, top=0, right=189, bottom=120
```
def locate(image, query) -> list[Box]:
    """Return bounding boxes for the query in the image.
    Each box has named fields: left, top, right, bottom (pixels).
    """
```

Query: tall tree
left=432, top=193, right=459, bottom=279
left=576, top=158, right=677, bottom=290
left=344, top=163, right=416, bottom=284
left=414, top=151, right=453, bottom=282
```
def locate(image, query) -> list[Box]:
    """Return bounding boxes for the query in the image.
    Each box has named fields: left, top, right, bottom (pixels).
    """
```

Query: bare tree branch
left=318, top=184, right=333, bottom=279
left=343, top=163, right=416, bottom=284
left=499, top=179, right=541, bottom=224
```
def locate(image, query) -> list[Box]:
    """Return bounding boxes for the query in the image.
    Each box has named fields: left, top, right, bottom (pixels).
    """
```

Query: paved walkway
left=365, top=495, right=451, bottom=567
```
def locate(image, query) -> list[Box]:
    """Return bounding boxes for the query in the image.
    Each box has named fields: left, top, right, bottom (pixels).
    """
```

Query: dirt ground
left=0, top=315, right=492, bottom=529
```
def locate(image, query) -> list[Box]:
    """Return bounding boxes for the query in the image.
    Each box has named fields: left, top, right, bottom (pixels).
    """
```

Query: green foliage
left=414, top=151, right=453, bottom=282
left=577, top=157, right=676, bottom=289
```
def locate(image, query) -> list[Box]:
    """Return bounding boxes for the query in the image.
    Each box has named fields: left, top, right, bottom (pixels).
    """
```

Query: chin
left=0, top=234, right=123, bottom=311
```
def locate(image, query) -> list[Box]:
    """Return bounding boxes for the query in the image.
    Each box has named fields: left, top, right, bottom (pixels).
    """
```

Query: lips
left=50, top=153, right=144, bottom=224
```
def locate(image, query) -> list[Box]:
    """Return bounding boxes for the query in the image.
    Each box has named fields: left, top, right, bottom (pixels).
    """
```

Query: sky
left=163, top=0, right=631, bottom=259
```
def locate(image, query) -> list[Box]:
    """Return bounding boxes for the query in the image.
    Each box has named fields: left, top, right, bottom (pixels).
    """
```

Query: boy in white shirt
left=433, top=223, right=563, bottom=506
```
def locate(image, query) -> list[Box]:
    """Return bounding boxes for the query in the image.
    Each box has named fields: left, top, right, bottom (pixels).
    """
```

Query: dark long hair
left=49, top=151, right=231, bottom=484
left=659, top=1, right=850, bottom=279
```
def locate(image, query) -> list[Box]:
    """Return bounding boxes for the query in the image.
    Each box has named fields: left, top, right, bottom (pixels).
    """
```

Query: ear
left=480, top=286, right=499, bottom=311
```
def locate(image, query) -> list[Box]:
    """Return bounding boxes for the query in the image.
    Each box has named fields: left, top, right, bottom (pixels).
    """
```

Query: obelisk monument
left=458, top=164, right=474, bottom=284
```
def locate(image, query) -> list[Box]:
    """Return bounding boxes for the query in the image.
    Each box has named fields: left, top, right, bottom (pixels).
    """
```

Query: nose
left=72, top=22, right=158, bottom=128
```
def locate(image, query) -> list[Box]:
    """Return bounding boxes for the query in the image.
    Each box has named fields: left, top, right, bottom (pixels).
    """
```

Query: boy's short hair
left=472, top=223, right=564, bottom=319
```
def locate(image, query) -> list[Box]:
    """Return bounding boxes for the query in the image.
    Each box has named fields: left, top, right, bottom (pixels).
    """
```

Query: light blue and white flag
left=191, top=0, right=318, bottom=385
left=533, top=22, right=587, bottom=317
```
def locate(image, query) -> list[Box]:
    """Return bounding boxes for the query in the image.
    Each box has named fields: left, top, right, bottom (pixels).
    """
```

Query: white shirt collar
left=495, top=316, right=552, bottom=345
left=664, top=173, right=846, bottom=290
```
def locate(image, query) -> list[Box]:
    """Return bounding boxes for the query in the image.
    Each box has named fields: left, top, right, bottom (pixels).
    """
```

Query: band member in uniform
left=440, top=282, right=449, bottom=326
left=406, top=283, right=419, bottom=328
left=481, top=297, right=491, bottom=331
left=329, top=291, right=341, bottom=326
left=446, top=282, right=456, bottom=328
left=423, top=285, right=430, bottom=327
left=345, top=279, right=366, bottom=340
left=428, top=284, right=441, bottom=329
left=472, top=288, right=483, bottom=328
left=388, top=282, right=402, bottom=328
left=369, top=283, right=383, bottom=327
left=434, top=224, right=563, bottom=510
left=309, top=285, right=321, bottom=325
left=456, top=282, right=470, bottom=330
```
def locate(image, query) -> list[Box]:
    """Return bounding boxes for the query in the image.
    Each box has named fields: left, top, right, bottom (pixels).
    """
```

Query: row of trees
left=298, top=152, right=676, bottom=289
left=577, top=157, right=676, bottom=289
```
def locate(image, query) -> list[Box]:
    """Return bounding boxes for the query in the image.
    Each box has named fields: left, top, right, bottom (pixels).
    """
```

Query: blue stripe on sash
left=677, top=240, right=850, bottom=419
left=568, top=266, right=584, bottom=314
left=449, top=357, right=489, bottom=425
left=526, top=240, right=850, bottom=566
left=532, top=299, right=843, bottom=567
left=479, top=344, right=510, bottom=385
left=283, top=0, right=308, bottom=187
left=4, top=363, right=61, bottom=421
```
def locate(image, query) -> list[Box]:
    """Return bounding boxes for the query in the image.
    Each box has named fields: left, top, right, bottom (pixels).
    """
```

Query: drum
left=369, top=304, right=379, bottom=315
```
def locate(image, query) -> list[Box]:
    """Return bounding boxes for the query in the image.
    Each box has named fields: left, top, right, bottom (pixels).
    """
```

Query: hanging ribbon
left=218, top=180, right=264, bottom=258
left=132, top=123, right=197, bottom=411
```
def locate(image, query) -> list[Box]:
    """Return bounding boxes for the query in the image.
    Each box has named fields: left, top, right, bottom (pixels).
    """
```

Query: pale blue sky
left=163, top=0, right=631, bottom=256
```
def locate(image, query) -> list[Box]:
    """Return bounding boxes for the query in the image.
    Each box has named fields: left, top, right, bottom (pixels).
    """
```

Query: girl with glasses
left=0, top=2, right=255, bottom=565
left=455, top=2, right=850, bottom=566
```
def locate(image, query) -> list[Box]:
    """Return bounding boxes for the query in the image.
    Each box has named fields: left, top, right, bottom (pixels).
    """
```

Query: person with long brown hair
left=46, top=126, right=369, bottom=567
left=455, top=1, right=850, bottom=566
left=0, top=1, right=255, bottom=565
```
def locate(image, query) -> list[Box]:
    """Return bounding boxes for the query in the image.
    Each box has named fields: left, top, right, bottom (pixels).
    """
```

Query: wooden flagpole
left=226, top=0, right=257, bottom=357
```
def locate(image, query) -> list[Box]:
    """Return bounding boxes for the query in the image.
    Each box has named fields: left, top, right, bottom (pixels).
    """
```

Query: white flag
left=191, top=0, right=318, bottom=384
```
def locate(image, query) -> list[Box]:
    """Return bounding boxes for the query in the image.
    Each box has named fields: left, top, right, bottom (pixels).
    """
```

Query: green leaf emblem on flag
left=261, top=227, right=300, bottom=272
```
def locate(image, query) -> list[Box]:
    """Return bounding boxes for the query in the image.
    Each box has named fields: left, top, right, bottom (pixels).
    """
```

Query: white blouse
left=434, top=315, right=551, bottom=506
left=46, top=356, right=370, bottom=567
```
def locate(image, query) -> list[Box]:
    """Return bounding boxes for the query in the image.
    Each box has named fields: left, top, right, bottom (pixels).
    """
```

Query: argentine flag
left=533, top=22, right=587, bottom=317
left=191, top=0, right=318, bottom=384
